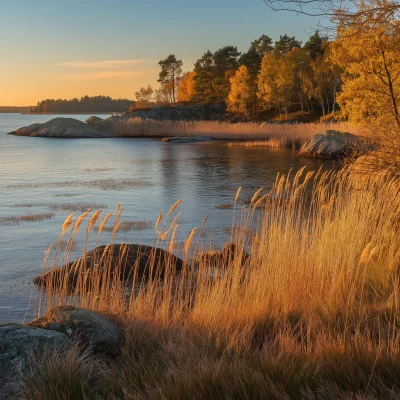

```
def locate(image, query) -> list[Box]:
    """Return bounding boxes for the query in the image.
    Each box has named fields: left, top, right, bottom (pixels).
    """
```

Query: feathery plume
left=250, top=187, right=264, bottom=205
left=166, top=199, right=182, bottom=220
left=98, top=212, right=113, bottom=234
left=88, top=210, right=102, bottom=233
left=184, top=228, right=197, bottom=253
left=234, top=187, right=242, bottom=203
left=169, top=225, right=178, bottom=253
left=155, top=210, right=164, bottom=231
left=73, top=210, right=91, bottom=233
left=61, top=212, right=74, bottom=237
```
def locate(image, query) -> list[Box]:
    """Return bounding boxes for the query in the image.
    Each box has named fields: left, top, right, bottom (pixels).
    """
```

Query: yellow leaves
left=177, top=72, right=196, bottom=102
left=329, top=21, right=400, bottom=126
left=227, top=65, right=252, bottom=115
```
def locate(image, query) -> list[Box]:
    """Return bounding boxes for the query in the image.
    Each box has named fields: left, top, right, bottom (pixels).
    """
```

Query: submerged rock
left=8, top=117, right=113, bottom=138
left=0, top=323, right=69, bottom=398
left=27, top=305, right=123, bottom=356
left=161, top=136, right=215, bottom=144
left=33, top=244, right=184, bottom=289
left=298, top=130, right=371, bottom=159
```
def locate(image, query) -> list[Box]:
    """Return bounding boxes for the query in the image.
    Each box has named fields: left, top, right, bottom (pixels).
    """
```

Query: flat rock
left=8, top=117, right=113, bottom=138
left=298, top=130, right=372, bottom=159
left=0, top=323, right=69, bottom=399
left=27, top=305, right=123, bottom=356
left=34, top=243, right=184, bottom=290
left=161, top=136, right=214, bottom=143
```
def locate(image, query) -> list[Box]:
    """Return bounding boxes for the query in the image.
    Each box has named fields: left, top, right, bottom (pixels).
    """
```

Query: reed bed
left=112, top=117, right=359, bottom=148
left=0, top=212, right=55, bottom=226
left=26, top=169, right=400, bottom=399
left=101, top=219, right=152, bottom=232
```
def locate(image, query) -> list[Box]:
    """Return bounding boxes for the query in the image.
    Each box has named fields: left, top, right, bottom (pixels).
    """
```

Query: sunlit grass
left=111, top=118, right=359, bottom=148
left=29, top=168, right=400, bottom=398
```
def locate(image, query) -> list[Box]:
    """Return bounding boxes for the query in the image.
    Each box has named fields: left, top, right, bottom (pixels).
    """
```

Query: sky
left=0, top=0, right=318, bottom=106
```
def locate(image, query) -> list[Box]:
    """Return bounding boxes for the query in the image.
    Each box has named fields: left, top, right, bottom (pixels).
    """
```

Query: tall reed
left=29, top=169, right=400, bottom=399
left=110, top=117, right=359, bottom=148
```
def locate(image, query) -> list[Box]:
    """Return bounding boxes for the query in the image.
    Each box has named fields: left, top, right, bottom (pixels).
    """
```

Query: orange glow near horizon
left=0, top=59, right=160, bottom=106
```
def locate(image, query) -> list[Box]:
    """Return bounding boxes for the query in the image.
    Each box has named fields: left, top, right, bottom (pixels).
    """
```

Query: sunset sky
left=0, top=0, right=316, bottom=106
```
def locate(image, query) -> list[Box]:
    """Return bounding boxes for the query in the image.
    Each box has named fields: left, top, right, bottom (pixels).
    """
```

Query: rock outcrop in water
left=8, top=117, right=113, bottom=138
left=298, top=130, right=371, bottom=159
left=33, top=244, right=184, bottom=290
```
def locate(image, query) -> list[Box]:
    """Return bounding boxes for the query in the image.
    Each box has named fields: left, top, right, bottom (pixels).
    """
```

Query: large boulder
left=33, top=244, right=184, bottom=290
left=0, top=323, right=69, bottom=398
left=27, top=305, right=123, bottom=356
left=298, top=130, right=371, bottom=159
left=8, top=117, right=113, bottom=138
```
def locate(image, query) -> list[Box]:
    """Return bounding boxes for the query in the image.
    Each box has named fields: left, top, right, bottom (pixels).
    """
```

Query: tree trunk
left=381, top=50, right=400, bottom=129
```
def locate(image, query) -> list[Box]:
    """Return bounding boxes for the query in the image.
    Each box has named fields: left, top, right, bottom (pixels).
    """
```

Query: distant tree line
left=0, top=106, right=31, bottom=113
left=31, top=96, right=134, bottom=114
left=135, top=32, right=342, bottom=119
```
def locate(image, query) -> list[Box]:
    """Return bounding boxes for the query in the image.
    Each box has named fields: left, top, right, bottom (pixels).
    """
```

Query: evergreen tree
left=158, top=55, right=183, bottom=103
left=304, top=31, right=326, bottom=59
left=249, top=34, right=274, bottom=57
left=193, top=51, right=216, bottom=101
left=212, top=46, right=241, bottom=100
left=273, top=34, right=301, bottom=57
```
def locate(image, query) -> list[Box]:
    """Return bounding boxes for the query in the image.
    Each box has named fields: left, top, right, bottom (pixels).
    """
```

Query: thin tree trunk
left=381, top=50, right=400, bottom=128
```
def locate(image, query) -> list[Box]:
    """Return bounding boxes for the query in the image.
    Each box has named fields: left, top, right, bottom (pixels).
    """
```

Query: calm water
left=0, top=113, right=336, bottom=323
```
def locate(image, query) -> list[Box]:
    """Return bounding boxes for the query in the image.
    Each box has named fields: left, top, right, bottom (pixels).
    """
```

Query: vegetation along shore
left=2, top=0, right=400, bottom=397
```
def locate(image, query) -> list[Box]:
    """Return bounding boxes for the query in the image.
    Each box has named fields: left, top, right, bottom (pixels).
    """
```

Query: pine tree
left=158, top=55, right=183, bottom=103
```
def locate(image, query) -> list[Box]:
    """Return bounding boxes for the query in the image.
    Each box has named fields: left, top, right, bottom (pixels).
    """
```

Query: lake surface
left=0, top=113, right=337, bottom=323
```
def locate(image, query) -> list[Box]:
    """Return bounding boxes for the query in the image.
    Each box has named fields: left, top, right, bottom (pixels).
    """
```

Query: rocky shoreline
left=1, top=306, right=123, bottom=399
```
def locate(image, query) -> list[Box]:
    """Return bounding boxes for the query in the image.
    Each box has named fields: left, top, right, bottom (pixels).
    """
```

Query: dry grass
left=49, top=203, right=108, bottom=212
left=28, top=168, right=400, bottom=398
left=102, top=219, right=151, bottom=232
left=53, top=193, right=80, bottom=198
left=0, top=212, right=55, bottom=226
left=111, top=117, right=359, bottom=148
left=8, top=203, right=47, bottom=208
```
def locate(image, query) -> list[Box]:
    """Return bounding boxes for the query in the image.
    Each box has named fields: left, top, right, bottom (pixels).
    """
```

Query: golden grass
left=0, top=212, right=55, bottom=226
left=112, top=118, right=359, bottom=148
left=28, top=168, right=400, bottom=398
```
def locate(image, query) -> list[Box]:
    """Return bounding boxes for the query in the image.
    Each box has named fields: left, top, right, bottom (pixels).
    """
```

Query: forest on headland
left=30, top=96, right=134, bottom=114
left=134, top=19, right=399, bottom=128
left=137, top=31, right=339, bottom=121
left=0, top=106, right=31, bottom=113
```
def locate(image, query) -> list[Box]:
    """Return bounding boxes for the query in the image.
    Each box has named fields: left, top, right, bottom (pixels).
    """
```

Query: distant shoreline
left=0, top=112, right=121, bottom=115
